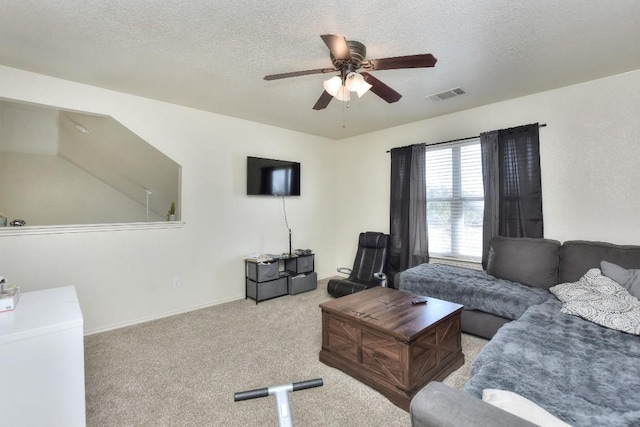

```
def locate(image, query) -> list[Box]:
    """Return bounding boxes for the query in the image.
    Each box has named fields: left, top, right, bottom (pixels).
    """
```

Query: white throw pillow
left=482, top=389, right=572, bottom=427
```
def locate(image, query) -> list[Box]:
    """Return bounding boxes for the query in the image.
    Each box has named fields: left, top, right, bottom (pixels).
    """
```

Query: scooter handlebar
left=234, top=387, right=269, bottom=402
left=292, top=378, right=323, bottom=392
left=234, top=378, right=323, bottom=401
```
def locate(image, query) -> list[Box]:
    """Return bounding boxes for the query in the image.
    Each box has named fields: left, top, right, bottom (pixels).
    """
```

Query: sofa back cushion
left=486, top=237, right=561, bottom=289
left=559, top=240, right=640, bottom=283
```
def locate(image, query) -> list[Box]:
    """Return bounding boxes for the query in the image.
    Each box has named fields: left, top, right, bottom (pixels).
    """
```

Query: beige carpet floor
left=85, top=279, right=487, bottom=426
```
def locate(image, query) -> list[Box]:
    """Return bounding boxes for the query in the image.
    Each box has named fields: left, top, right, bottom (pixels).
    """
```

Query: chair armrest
left=337, top=267, right=352, bottom=275
left=410, top=382, right=538, bottom=427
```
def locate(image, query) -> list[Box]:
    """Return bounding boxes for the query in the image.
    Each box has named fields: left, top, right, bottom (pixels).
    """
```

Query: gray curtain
left=387, top=144, right=429, bottom=287
left=480, top=123, right=543, bottom=268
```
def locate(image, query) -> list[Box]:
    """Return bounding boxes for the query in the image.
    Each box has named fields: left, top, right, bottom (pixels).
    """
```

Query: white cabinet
left=0, top=286, right=85, bottom=426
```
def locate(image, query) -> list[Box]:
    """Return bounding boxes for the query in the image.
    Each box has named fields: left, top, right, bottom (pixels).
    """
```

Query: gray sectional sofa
left=396, top=237, right=640, bottom=427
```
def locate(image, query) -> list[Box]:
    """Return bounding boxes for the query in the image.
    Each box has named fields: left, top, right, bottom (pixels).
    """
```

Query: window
left=426, top=139, right=484, bottom=261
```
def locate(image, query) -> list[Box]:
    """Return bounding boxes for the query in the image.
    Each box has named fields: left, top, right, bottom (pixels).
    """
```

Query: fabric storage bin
left=285, top=255, right=314, bottom=274
left=246, top=261, right=279, bottom=282
left=288, top=272, right=317, bottom=294
left=246, top=277, right=288, bottom=302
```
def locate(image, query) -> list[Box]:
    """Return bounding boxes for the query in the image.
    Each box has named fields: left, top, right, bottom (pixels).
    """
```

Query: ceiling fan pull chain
left=342, top=99, right=347, bottom=128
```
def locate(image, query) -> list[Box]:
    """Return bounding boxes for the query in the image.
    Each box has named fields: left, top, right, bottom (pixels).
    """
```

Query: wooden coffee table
left=319, top=287, right=463, bottom=411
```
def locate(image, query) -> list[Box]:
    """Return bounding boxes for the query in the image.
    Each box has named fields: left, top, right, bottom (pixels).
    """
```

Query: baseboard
left=83, top=294, right=245, bottom=336
left=85, top=275, right=333, bottom=336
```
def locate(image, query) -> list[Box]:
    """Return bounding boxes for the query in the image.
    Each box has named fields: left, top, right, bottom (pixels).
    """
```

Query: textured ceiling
left=1, top=0, right=639, bottom=139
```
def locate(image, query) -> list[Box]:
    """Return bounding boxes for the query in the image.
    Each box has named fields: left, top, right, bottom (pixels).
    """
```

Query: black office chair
left=327, top=232, right=389, bottom=298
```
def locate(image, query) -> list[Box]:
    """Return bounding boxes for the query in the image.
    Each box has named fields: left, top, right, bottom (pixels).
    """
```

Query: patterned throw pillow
left=550, top=268, right=640, bottom=335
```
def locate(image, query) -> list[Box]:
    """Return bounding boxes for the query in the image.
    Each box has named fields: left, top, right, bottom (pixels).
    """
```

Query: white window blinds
left=425, top=139, right=484, bottom=261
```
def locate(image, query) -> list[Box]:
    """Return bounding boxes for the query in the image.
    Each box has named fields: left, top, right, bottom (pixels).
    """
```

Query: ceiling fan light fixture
left=334, top=85, right=351, bottom=102
left=323, top=76, right=342, bottom=97
left=323, top=76, right=350, bottom=101
left=345, top=72, right=363, bottom=91
left=356, top=81, right=372, bottom=98
left=345, top=72, right=372, bottom=98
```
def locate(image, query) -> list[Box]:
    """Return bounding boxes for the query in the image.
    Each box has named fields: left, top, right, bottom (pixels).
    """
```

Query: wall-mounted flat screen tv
left=246, top=156, right=301, bottom=196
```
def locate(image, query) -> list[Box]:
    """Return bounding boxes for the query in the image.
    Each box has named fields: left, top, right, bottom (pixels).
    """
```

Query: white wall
left=333, top=69, right=640, bottom=268
left=0, top=101, right=58, bottom=155
left=0, top=151, right=160, bottom=225
left=0, top=66, right=337, bottom=333
left=2, top=64, right=639, bottom=333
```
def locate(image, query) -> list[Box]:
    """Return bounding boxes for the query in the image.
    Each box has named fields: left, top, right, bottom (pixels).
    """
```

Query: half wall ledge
left=0, top=221, right=185, bottom=236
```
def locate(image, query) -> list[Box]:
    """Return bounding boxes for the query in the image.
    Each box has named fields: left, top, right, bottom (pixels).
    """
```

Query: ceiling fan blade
left=360, top=72, right=402, bottom=103
left=264, top=68, right=335, bottom=81
left=312, top=90, right=333, bottom=110
left=364, top=54, right=437, bottom=71
left=320, top=34, right=352, bottom=61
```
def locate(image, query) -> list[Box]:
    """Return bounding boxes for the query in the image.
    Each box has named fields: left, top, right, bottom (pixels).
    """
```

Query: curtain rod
left=386, top=123, right=547, bottom=153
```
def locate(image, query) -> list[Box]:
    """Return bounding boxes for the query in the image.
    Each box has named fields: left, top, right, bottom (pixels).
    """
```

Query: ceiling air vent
left=426, top=87, right=466, bottom=102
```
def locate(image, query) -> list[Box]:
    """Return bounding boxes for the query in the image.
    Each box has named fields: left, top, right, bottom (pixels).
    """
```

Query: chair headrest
left=359, top=232, right=388, bottom=249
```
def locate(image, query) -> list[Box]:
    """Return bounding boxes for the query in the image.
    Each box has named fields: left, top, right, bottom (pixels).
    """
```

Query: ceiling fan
left=264, top=34, right=437, bottom=110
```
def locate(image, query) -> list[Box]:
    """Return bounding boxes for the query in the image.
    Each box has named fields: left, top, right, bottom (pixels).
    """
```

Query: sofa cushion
left=559, top=240, right=640, bottom=284
left=397, top=263, right=551, bottom=320
left=464, top=298, right=640, bottom=426
left=601, top=260, right=640, bottom=299
left=486, top=237, right=561, bottom=289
